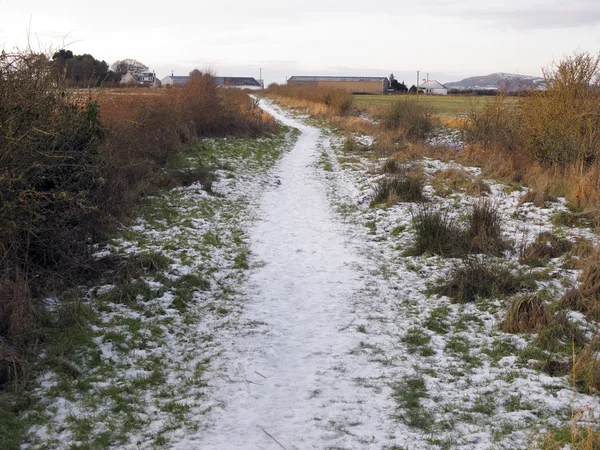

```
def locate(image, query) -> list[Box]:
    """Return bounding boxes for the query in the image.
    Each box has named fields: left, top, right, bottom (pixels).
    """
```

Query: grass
left=520, top=231, right=573, bottom=266
left=392, top=375, right=434, bottom=432
left=502, top=294, right=551, bottom=333
left=429, top=168, right=491, bottom=197
left=408, top=201, right=506, bottom=257
left=435, top=259, right=524, bottom=303
left=408, top=204, right=467, bottom=257
left=371, top=175, right=426, bottom=206
left=354, top=94, right=519, bottom=119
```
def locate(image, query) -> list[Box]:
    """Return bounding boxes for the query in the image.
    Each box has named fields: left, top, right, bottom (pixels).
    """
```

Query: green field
left=353, top=94, right=518, bottom=118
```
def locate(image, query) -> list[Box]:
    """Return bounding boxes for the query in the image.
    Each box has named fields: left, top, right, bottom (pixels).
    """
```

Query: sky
left=1, top=0, right=599, bottom=84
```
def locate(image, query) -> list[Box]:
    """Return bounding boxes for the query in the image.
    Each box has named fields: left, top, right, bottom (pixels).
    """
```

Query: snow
left=186, top=102, right=395, bottom=449
left=26, top=99, right=600, bottom=449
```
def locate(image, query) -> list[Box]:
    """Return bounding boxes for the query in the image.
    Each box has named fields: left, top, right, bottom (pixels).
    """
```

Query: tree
left=409, top=85, right=417, bottom=94
left=390, top=79, right=408, bottom=93
left=111, top=59, right=148, bottom=76
left=68, top=54, right=109, bottom=86
left=389, top=73, right=395, bottom=84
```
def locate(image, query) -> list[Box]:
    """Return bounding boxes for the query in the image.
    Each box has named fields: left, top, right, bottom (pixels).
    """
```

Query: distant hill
left=445, top=73, right=545, bottom=91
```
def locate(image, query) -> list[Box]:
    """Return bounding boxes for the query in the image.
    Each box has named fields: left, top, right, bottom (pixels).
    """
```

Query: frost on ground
left=25, top=101, right=600, bottom=450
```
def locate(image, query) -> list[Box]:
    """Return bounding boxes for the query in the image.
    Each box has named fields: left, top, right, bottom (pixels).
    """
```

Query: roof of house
left=215, top=77, right=261, bottom=87
left=419, top=80, right=447, bottom=89
left=288, top=76, right=388, bottom=82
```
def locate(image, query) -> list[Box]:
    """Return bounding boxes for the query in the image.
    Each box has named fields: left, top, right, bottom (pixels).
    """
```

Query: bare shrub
left=466, top=95, right=521, bottom=150
left=380, top=98, right=434, bottom=140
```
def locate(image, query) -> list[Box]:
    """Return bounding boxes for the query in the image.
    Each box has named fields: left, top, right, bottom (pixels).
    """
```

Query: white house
left=419, top=80, right=448, bottom=95
left=120, top=71, right=160, bottom=87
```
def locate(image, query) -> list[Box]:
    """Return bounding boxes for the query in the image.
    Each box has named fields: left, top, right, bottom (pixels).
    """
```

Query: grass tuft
left=520, top=231, right=573, bottom=266
left=502, top=294, right=551, bottom=333
left=435, top=258, right=523, bottom=303
left=371, top=175, right=426, bottom=206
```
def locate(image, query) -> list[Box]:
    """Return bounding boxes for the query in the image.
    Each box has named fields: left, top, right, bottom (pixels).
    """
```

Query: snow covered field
left=25, top=100, right=600, bottom=449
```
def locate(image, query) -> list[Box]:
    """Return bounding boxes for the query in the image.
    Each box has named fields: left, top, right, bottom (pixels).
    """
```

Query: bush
left=466, top=95, right=521, bottom=150
left=371, top=175, right=425, bottom=206
left=0, top=51, right=276, bottom=388
left=381, top=98, right=434, bottom=140
left=436, top=259, right=523, bottom=303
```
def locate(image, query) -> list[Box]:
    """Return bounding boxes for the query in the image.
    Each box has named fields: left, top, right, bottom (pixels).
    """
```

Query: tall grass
left=266, top=84, right=353, bottom=115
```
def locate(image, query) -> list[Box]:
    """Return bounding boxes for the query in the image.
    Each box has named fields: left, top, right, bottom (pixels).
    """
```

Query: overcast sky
left=1, top=0, right=599, bottom=84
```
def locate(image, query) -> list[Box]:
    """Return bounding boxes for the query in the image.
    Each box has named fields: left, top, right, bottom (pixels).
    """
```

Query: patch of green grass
left=402, top=327, right=433, bottom=356
left=470, top=393, right=496, bottom=416
left=424, top=305, right=450, bottom=334
left=365, top=221, right=377, bottom=234
left=391, top=225, right=406, bottom=237
left=392, top=375, right=434, bottom=432
left=504, top=394, right=533, bottom=412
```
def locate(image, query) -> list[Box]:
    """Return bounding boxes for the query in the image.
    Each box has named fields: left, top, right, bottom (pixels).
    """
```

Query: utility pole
left=259, top=68, right=263, bottom=89
left=416, top=70, right=420, bottom=99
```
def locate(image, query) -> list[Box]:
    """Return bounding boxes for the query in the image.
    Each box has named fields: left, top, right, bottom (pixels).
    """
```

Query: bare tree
left=110, top=58, right=149, bottom=75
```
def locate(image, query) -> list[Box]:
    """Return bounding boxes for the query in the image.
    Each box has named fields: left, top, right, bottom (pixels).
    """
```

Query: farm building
left=419, top=80, right=448, bottom=95
left=160, top=74, right=262, bottom=90
left=215, top=77, right=262, bottom=90
left=287, top=76, right=389, bottom=95
left=161, top=75, right=190, bottom=87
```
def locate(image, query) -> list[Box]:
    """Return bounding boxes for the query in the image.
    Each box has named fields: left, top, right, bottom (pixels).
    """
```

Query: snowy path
left=189, top=102, right=392, bottom=449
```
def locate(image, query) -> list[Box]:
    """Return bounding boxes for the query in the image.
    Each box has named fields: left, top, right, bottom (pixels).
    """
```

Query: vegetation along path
left=25, top=100, right=600, bottom=449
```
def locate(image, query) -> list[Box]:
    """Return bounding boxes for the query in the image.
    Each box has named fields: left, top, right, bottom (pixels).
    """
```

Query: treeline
left=0, top=50, right=275, bottom=389
left=51, top=50, right=150, bottom=87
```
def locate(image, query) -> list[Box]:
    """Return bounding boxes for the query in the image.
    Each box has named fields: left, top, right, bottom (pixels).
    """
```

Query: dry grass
left=430, top=168, right=490, bottom=197
left=467, top=200, right=507, bottom=256
left=562, top=247, right=600, bottom=320
left=371, top=174, right=426, bottom=206
left=520, top=231, right=573, bottom=266
left=503, top=294, right=551, bottom=333
left=572, top=337, right=600, bottom=395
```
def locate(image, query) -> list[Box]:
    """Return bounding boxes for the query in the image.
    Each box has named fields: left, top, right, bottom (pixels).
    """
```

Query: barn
left=287, top=76, right=390, bottom=95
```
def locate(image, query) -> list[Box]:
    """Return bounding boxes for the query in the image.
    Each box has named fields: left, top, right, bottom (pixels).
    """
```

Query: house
left=120, top=71, right=160, bottom=87
left=215, top=77, right=262, bottom=90
left=287, top=76, right=390, bottom=95
left=419, top=80, right=448, bottom=95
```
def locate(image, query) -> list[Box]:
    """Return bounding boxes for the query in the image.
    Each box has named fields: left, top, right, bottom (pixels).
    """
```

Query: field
left=353, top=94, right=519, bottom=118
